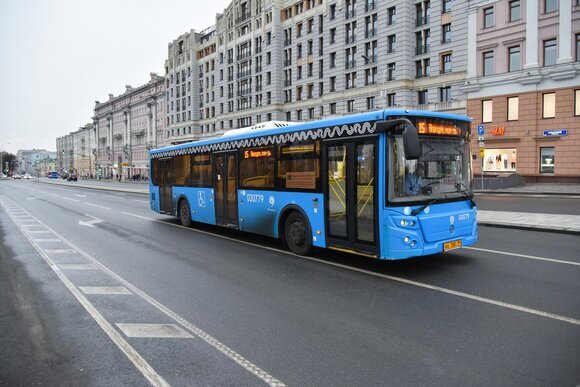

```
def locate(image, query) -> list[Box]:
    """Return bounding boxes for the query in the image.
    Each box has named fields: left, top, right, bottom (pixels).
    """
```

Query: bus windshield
left=388, top=135, right=472, bottom=203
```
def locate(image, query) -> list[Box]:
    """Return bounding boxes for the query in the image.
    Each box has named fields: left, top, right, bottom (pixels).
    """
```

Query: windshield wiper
left=411, top=198, right=440, bottom=216
left=454, top=181, right=476, bottom=208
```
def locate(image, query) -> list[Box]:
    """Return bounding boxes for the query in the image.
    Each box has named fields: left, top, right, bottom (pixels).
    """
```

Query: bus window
left=240, top=147, right=275, bottom=188
left=278, top=142, right=319, bottom=190
left=151, top=158, right=160, bottom=185
left=173, top=155, right=191, bottom=186
left=191, top=153, right=212, bottom=187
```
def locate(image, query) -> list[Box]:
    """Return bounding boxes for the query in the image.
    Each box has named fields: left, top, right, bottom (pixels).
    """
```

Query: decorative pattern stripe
left=151, top=121, right=376, bottom=159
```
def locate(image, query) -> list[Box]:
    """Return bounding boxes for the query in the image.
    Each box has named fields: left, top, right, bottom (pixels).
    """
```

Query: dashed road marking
left=79, top=286, right=132, bottom=295
left=116, top=323, right=194, bottom=339
left=85, top=202, right=111, bottom=210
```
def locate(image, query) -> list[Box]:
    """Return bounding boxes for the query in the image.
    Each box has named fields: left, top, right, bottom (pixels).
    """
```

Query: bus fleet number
left=246, top=194, right=265, bottom=204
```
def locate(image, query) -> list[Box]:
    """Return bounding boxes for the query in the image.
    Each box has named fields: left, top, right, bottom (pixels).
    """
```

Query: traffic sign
left=479, top=148, right=485, bottom=158
left=478, top=141, right=485, bottom=147
left=477, top=125, right=484, bottom=136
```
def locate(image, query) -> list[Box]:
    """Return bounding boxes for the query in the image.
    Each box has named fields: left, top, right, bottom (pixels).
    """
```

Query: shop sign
left=491, top=126, right=505, bottom=136
left=543, top=129, right=568, bottom=137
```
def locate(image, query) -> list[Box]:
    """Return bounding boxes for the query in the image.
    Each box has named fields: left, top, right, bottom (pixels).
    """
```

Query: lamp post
left=1, top=142, right=9, bottom=175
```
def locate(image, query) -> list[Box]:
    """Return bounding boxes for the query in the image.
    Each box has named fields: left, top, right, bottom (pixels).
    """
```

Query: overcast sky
left=0, top=0, right=232, bottom=155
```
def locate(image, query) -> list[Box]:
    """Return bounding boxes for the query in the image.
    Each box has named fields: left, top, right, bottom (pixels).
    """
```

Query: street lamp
left=1, top=142, right=9, bottom=175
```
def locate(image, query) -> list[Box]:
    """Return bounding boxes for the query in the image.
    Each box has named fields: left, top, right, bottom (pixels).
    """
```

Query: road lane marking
left=2, top=201, right=286, bottom=386
left=34, top=239, right=63, bottom=242
left=62, top=197, right=79, bottom=202
left=116, top=323, right=194, bottom=338
left=132, top=199, right=149, bottom=204
left=79, top=286, right=132, bottom=295
left=0, top=200, right=171, bottom=387
left=85, top=202, right=111, bottom=210
left=122, top=212, right=580, bottom=327
left=122, top=212, right=154, bottom=221
left=59, top=264, right=98, bottom=270
left=463, top=246, right=580, bottom=267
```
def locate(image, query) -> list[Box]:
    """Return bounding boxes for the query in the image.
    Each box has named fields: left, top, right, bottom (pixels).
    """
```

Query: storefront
left=482, top=148, right=517, bottom=173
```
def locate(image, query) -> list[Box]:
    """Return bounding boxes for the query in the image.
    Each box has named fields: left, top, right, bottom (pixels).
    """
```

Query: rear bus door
left=159, top=158, right=173, bottom=214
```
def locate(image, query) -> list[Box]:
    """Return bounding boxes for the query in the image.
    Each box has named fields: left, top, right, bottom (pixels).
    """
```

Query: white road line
left=123, top=211, right=580, bottom=327
left=85, top=202, right=111, bottom=210
left=62, top=197, right=79, bottom=202
left=132, top=199, right=149, bottom=204
left=3, top=202, right=285, bottom=386
left=122, top=212, right=154, bottom=221
left=464, top=246, right=580, bottom=267
left=1, top=200, right=170, bottom=387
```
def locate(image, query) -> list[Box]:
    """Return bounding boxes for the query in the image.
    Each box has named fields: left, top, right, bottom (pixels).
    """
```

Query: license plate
left=444, top=240, right=462, bottom=251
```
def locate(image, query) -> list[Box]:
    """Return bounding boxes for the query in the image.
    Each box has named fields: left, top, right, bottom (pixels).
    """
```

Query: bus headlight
left=403, top=236, right=410, bottom=244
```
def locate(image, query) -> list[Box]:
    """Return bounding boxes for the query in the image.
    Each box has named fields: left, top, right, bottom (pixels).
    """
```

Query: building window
left=507, top=96, right=519, bottom=121
left=482, top=100, right=493, bottom=123
left=347, top=99, right=355, bottom=112
left=330, top=102, right=337, bottom=114
left=483, top=51, right=494, bottom=76
left=542, top=92, right=556, bottom=118
left=387, top=93, right=396, bottom=107
left=418, top=90, right=428, bottom=105
left=387, top=62, right=396, bottom=80
left=439, top=86, right=451, bottom=102
left=576, top=90, right=580, bottom=116
left=508, top=46, right=520, bottom=72
left=543, top=39, right=557, bottom=66
left=367, top=96, right=375, bottom=110
left=442, top=0, right=451, bottom=13
left=442, top=24, right=451, bottom=43
left=544, top=0, right=558, bottom=13
left=509, top=0, right=521, bottom=22
left=575, top=34, right=580, bottom=61
left=388, top=7, right=396, bottom=25
left=540, top=147, right=555, bottom=173
left=483, top=7, right=494, bottom=28
left=441, top=53, right=452, bottom=73
left=388, top=35, right=396, bottom=53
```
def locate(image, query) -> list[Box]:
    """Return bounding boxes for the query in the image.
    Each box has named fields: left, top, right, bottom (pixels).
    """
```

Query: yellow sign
left=480, top=148, right=485, bottom=158
left=244, top=149, right=273, bottom=158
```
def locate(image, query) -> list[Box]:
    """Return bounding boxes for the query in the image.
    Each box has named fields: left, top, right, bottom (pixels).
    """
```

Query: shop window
left=575, top=90, right=580, bottom=116
left=542, top=93, right=556, bottom=118
left=483, top=149, right=517, bottom=172
left=507, top=96, right=519, bottom=121
left=540, top=147, right=555, bottom=173
left=482, top=100, right=493, bottom=123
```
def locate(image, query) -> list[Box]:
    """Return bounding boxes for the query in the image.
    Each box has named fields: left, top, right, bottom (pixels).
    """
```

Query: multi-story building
left=93, top=73, right=165, bottom=179
left=463, top=0, right=580, bottom=182
left=17, top=149, right=56, bottom=175
left=56, top=124, right=94, bottom=176
left=164, top=0, right=470, bottom=145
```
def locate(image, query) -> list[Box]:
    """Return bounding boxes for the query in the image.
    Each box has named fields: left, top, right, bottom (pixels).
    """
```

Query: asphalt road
left=1, top=179, right=579, bottom=386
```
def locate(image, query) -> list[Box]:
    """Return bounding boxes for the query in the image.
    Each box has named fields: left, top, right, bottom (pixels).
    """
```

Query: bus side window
left=240, top=147, right=275, bottom=189
left=151, top=158, right=160, bottom=186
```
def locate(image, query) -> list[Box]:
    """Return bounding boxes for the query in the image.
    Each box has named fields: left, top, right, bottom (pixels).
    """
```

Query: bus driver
left=405, top=163, right=424, bottom=196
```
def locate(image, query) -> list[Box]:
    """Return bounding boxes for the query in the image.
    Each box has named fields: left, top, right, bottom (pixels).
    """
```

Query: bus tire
left=179, top=199, right=192, bottom=227
left=284, top=212, right=312, bottom=255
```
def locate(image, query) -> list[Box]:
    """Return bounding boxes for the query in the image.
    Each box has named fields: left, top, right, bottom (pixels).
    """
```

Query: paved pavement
left=31, top=177, right=580, bottom=235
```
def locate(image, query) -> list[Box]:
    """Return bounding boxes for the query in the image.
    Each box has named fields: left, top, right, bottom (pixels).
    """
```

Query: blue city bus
left=149, top=110, right=477, bottom=260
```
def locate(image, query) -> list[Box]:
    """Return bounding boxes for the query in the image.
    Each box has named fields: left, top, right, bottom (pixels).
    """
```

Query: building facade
left=164, top=0, right=470, bottom=145
left=17, top=149, right=57, bottom=175
left=93, top=73, right=166, bottom=180
left=56, top=124, right=95, bottom=177
left=463, top=0, right=580, bottom=182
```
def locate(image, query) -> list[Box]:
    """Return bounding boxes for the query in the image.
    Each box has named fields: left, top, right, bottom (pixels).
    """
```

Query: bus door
left=214, top=152, right=238, bottom=228
left=159, top=158, right=173, bottom=214
left=325, top=139, right=377, bottom=255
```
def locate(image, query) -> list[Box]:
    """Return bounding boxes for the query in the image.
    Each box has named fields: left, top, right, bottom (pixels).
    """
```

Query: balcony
left=235, top=11, right=251, bottom=24
left=366, top=2, right=376, bottom=12
left=415, top=45, right=430, bottom=55
left=366, top=29, right=377, bottom=39
left=345, top=35, right=356, bottom=45
left=345, top=10, right=356, bottom=19
left=416, top=15, right=430, bottom=27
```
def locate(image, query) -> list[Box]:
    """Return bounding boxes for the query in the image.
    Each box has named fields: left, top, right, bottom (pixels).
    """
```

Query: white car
left=23, top=174, right=31, bottom=179
left=12, top=174, right=21, bottom=179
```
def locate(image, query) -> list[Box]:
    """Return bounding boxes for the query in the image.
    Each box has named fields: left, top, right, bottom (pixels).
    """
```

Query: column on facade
left=466, top=7, right=478, bottom=78
left=153, top=99, right=158, bottom=148
left=558, top=0, right=573, bottom=63
left=524, top=0, right=539, bottom=69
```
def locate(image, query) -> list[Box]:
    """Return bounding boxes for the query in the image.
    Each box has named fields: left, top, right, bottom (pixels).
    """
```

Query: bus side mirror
left=376, top=118, right=421, bottom=160
left=403, top=123, right=421, bottom=160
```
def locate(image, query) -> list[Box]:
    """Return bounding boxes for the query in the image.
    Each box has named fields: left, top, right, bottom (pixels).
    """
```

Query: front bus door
left=325, top=139, right=377, bottom=256
left=159, top=158, right=173, bottom=214
left=214, top=152, right=238, bottom=228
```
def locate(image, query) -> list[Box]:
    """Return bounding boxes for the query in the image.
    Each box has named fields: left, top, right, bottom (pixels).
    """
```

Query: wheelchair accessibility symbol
left=198, top=192, right=206, bottom=207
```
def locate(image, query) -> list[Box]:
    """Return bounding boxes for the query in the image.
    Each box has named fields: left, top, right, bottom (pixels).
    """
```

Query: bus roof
left=150, top=109, right=471, bottom=156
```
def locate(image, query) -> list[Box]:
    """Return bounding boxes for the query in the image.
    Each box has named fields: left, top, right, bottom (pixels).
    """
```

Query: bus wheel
left=284, top=212, right=312, bottom=255
left=179, top=199, right=192, bottom=227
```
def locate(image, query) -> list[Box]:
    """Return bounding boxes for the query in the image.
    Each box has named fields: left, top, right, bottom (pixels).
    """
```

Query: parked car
left=48, top=172, right=58, bottom=179
left=13, top=174, right=21, bottom=179
left=67, top=174, right=77, bottom=181
left=23, top=174, right=31, bottom=179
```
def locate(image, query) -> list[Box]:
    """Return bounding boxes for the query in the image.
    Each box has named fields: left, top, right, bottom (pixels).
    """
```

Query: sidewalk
left=36, top=178, right=580, bottom=235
